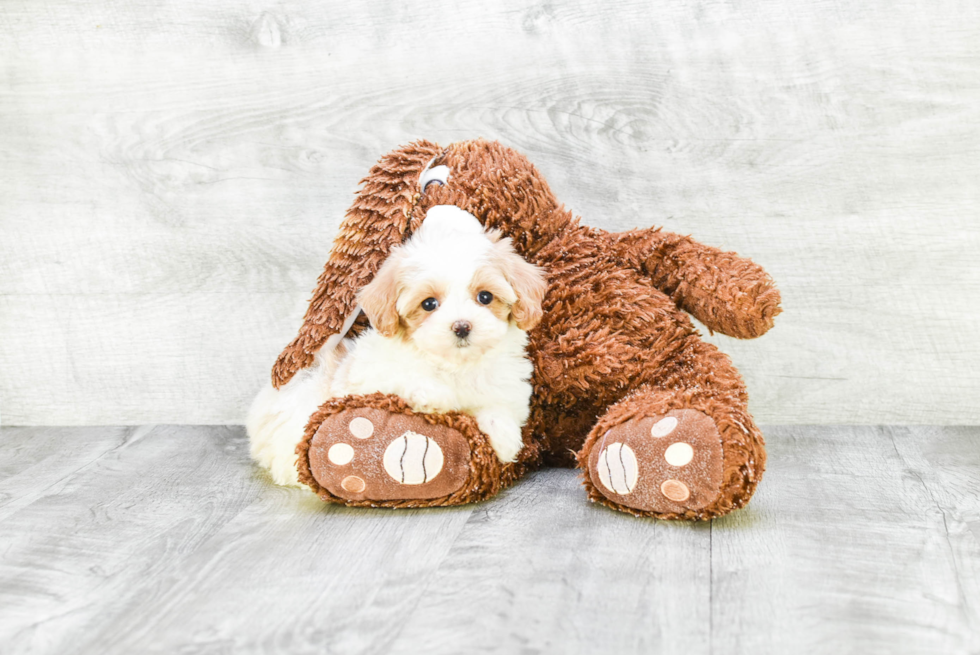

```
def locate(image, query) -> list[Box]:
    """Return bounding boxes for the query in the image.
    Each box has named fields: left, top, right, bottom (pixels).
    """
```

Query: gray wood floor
left=0, top=426, right=977, bottom=654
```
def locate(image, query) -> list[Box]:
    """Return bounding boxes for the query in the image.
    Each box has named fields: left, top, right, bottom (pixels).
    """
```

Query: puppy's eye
left=421, top=297, right=439, bottom=312
left=477, top=291, right=493, bottom=305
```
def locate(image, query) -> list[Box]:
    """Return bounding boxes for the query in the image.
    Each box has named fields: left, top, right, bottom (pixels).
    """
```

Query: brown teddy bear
left=270, top=138, right=780, bottom=520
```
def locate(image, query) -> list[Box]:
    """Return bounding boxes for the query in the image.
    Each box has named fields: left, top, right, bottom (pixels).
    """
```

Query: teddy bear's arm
left=270, top=141, right=443, bottom=388
left=604, top=228, right=782, bottom=338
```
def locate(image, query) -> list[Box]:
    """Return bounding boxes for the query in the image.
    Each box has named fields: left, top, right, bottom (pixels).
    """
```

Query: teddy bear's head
left=407, top=139, right=572, bottom=255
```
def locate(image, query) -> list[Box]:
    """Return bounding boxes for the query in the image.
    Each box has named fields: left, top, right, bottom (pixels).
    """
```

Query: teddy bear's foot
left=304, top=407, right=474, bottom=502
left=586, top=409, right=724, bottom=515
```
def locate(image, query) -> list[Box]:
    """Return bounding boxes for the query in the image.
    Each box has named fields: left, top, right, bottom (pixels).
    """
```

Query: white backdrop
left=2, top=0, right=978, bottom=425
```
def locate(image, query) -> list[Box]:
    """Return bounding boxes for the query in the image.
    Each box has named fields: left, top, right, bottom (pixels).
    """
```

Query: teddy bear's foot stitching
left=587, top=409, right=724, bottom=514
left=306, top=408, right=471, bottom=502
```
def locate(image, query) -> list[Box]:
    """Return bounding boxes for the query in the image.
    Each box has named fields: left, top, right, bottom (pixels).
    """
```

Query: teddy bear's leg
left=297, top=392, right=537, bottom=508
left=577, top=344, right=766, bottom=520
left=601, top=227, right=781, bottom=339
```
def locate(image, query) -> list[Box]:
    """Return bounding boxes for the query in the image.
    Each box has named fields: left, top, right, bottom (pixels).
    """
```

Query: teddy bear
left=268, top=138, right=781, bottom=520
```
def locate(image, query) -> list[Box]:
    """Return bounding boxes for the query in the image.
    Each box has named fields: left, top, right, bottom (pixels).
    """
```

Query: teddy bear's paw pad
left=588, top=409, right=724, bottom=513
left=307, top=408, right=471, bottom=502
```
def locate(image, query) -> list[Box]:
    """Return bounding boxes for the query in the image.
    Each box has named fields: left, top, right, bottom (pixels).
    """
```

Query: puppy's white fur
left=247, top=206, right=546, bottom=487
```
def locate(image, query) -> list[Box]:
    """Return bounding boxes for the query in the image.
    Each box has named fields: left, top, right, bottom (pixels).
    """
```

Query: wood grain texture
left=1, top=0, right=979, bottom=424
left=711, top=426, right=980, bottom=654
left=0, top=425, right=978, bottom=654
left=388, top=473, right=711, bottom=654
left=0, top=425, right=476, bottom=654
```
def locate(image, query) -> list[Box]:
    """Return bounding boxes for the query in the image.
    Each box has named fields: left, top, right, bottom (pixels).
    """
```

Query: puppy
left=247, top=205, right=547, bottom=487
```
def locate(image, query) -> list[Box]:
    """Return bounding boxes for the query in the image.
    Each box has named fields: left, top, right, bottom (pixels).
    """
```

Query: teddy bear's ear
left=357, top=251, right=404, bottom=338
left=270, top=141, right=443, bottom=387
left=492, top=237, right=548, bottom=331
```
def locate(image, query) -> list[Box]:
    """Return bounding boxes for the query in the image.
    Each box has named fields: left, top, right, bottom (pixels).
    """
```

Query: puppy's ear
left=484, top=228, right=504, bottom=243
left=357, top=251, right=403, bottom=337
left=492, top=238, right=548, bottom=331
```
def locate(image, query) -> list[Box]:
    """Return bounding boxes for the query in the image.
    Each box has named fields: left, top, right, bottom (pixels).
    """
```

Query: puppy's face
left=358, top=224, right=546, bottom=364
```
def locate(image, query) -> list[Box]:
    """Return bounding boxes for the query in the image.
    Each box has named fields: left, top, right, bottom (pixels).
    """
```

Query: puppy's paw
left=405, top=384, right=457, bottom=414
left=475, top=410, right=524, bottom=463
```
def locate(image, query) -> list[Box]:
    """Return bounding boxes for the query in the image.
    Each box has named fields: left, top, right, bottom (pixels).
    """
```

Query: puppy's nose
left=452, top=320, right=471, bottom=339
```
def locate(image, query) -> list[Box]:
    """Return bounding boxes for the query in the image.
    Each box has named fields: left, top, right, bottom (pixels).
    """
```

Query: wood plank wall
left=1, top=0, right=978, bottom=425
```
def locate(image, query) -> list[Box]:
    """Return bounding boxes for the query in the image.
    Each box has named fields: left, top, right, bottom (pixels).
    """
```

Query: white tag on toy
left=419, top=158, right=450, bottom=191
left=323, top=303, right=364, bottom=353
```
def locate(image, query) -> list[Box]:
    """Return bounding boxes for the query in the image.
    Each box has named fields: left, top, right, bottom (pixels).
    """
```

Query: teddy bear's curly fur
left=274, top=139, right=781, bottom=520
